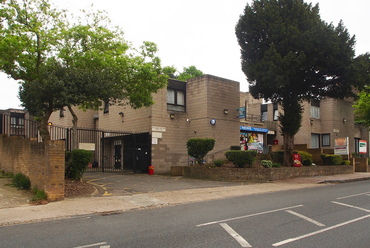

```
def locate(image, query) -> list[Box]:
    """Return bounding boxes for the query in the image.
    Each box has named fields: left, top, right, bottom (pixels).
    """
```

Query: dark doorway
left=114, top=144, right=122, bottom=169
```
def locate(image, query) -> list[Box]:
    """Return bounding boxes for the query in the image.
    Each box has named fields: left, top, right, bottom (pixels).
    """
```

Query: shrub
left=321, top=154, right=327, bottom=165
left=271, top=151, right=284, bottom=164
left=12, top=173, right=31, bottom=190
left=31, top=185, right=47, bottom=202
left=225, top=150, right=257, bottom=168
left=272, top=162, right=281, bottom=168
left=342, top=160, right=351, bottom=165
left=214, top=159, right=225, bottom=167
left=66, top=149, right=93, bottom=180
left=0, top=170, right=14, bottom=178
left=230, top=146, right=241, bottom=151
left=187, top=138, right=215, bottom=165
left=298, top=151, right=313, bottom=166
left=261, top=160, right=272, bottom=168
left=323, top=154, right=343, bottom=165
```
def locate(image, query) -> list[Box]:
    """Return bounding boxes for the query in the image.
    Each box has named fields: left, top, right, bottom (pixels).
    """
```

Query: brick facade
left=0, top=135, right=65, bottom=201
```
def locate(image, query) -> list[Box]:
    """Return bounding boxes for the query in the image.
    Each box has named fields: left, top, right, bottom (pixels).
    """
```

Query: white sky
left=1, top=0, right=369, bottom=109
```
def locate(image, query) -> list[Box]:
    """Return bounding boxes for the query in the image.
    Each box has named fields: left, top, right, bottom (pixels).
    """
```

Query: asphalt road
left=1, top=180, right=369, bottom=247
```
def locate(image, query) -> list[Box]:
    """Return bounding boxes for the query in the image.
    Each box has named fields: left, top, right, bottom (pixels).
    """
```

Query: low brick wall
left=0, top=135, right=65, bottom=201
left=180, top=165, right=354, bottom=181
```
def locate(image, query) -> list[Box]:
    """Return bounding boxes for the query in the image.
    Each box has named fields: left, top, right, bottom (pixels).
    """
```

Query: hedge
left=225, top=150, right=257, bottom=168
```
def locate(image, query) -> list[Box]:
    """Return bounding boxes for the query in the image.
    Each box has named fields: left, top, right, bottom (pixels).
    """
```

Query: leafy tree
left=163, top=65, right=203, bottom=81
left=186, top=138, right=215, bottom=165
left=178, top=66, right=204, bottom=81
left=236, top=0, right=368, bottom=166
left=0, top=0, right=168, bottom=143
left=354, top=88, right=370, bottom=126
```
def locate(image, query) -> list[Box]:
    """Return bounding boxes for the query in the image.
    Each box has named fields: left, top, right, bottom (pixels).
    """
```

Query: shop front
left=240, top=126, right=269, bottom=153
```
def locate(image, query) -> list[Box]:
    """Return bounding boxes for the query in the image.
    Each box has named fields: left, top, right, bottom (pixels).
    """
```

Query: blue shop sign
left=240, top=126, right=269, bottom=133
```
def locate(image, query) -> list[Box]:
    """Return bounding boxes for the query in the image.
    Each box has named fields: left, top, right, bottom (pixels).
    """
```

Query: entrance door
left=114, top=144, right=122, bottom=169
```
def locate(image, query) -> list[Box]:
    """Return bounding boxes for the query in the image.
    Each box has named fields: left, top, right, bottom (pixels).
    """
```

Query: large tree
left=236, top=0, right=366, bottom=166
left=0, top=0, right=167, bottom=143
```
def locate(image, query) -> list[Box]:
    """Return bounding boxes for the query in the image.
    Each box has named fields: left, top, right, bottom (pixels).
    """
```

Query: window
left=354, top=138, right=360, bottom=154
left=261, top=104, right=268, bottom=122
left=273, top=104, right=278, bottom=121
left=104, top=101, right=109, bottom=114
left=311, top=100, right=320, bottom=119
left=167, top=88, right=185, bottom=112
left=322, top=134, right=330, bottom=147
left=311, top=133, right=320, bottom=148
left=60, top=108, right=65, bottom=118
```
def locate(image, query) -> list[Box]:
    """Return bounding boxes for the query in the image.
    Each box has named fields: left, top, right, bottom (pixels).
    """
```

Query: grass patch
left=0, top=170, right=14, bottom=178
left=30, top=185, right=47, bottom=203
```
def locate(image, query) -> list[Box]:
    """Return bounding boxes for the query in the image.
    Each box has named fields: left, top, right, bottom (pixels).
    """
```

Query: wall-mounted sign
left=79, top=143, right=95, bottom=151
left=359, top=140, right=367, bottom=154
left=152, top=126, right=166, bottom=132
left=152, top=138, right=158, bottom=145
left=238, top=107, right=246, bottom=119
left=240, top=126, right=269, bottom=133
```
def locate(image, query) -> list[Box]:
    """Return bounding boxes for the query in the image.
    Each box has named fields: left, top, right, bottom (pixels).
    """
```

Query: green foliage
left=213, top=159, right=225, bottom=167
left=298, top=151, right=313, bottom=166
left=236, top=0, right=367, bottom=166
left=177, top=66, right=204, bottom=81
left=321, top=154, right=343, bottom=165
left=261, top=160, right=272, bottom=168
left=225, top=150, right=257, bottom=168
left=187, top=138, right=215, bottom=165
left=31, top=185, right=47, bottom=202
left=163, top=65, right=204, bottom=81
left=230, top=146, right=241, bottom=151
left=12, top=173, right=31, bottom=190
left=271, top=151, right=284, bottom=164
left=272, top=163, right=282, bottom=168
left=0, top=0, right=167, bottom=141
left=0, top=170, right=14, bottom=178
left=354, top=86, right=370, bottom=127
left=342, top=160, right=351, bottom=165
left=66, top=149, right=93, bottom=180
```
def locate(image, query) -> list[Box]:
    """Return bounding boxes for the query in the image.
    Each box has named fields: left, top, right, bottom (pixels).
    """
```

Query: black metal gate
left=48, top=126, right=151, bottom=173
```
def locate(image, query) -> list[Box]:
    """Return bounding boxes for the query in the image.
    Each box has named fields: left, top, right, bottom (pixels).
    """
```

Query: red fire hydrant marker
left=148, top=165, right=154, bottom=175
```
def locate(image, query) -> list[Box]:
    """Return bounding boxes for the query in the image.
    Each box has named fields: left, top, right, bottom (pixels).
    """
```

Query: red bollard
left=148, top=165, right=154, bottom=175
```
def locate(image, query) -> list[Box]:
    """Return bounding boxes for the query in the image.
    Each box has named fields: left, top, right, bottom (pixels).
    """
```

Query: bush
left=214, top=159, right=225, bottom=167
left=298, top=151, right=313, bottom=166
left=225, top=150, right=257, bottom=168
left=66, top=149, right=93, bottom=180
left=187, top=138, right=215, bottom=165
left=12, top=173, right=31, bottom=190
left=321, top=154, right=327, bottom=165
left=272, top=162, right=281, bottom=168
left=31, top=185, right=47, bottom=202
left=271, top=151, right=284, bottom=164
left=230, top=146, right=241, bottom=151
left=322, top=154, right=343, bottom=165
left=261, top=160, right=272, bottom=168
left=0, top=170, right=14, bottom=178
left=342, top=160, right=351, bottom=165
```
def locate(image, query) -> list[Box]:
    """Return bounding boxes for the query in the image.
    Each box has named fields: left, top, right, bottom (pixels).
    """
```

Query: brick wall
left=182, top=165, right=354, bottom=181
left=0, top=135, right=65, bottom=201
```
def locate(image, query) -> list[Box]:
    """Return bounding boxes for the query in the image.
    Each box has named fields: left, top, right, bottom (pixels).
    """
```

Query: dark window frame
left=104, top=101, right=109, bottom=114
left=322, top=133, right=330, bottom=147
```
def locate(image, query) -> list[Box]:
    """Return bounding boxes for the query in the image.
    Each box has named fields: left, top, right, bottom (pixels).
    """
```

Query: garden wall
left=0, top=135, right=65, bottom=201
left=180, top=165, right=354, bottom=181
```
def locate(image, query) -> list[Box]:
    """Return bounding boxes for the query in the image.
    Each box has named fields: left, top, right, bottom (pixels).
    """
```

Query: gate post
left=102, top=131, right=105, bottom=173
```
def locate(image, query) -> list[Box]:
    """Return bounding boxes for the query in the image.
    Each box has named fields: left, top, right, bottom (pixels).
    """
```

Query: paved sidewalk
left=0, top=172, right=369, bottom=227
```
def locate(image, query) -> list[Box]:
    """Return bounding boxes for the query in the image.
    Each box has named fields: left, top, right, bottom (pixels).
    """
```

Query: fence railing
left=1, top=114, right=38, bottom=138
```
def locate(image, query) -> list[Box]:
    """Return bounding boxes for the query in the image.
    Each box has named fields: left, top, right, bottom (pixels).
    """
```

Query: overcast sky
left=1, top=0, right=369, bottom=109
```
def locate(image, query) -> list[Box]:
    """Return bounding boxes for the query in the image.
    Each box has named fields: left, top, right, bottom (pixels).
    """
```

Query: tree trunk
left=283, top=133, right=294, bottom=167
left=38, top=110, right=52, bottom=142
left=68, top=105, right=78, bottom=150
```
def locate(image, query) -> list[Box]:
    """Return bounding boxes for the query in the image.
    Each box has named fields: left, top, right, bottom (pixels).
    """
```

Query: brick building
left=239, top=92, right=369, bottom=155
left=44, top=74, right=369, bottom=172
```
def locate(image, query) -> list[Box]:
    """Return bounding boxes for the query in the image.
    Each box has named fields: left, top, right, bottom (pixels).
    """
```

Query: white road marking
left=73, top=242, right=107, bottom=248
left=220, top=223, right=252, bottom=247
left=196, top=205, right=303, bottom=227
left=100, top=246, right=110, bottom=248
left=337, top=191, right=370, bottom=200
left=332, top=201, right=370, bottom=212
left=285, top=210, right=325, bottom=227
left=273, top=214, right=370, bottom=246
